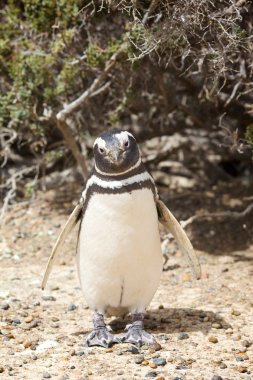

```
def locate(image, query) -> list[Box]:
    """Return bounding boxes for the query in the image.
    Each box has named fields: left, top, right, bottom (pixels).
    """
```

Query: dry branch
left=55, top=43, right=128, bottom=177
left=181, top=203, right=253, bottom=229
left=56, top=43, right=127, bottom=122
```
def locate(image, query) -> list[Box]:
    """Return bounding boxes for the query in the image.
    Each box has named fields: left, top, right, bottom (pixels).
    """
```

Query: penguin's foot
left=121, top=313, right=156, bottom=346
left=86, top=312, right=120, bottom=348
left=86, top=326, right=120, bottom=348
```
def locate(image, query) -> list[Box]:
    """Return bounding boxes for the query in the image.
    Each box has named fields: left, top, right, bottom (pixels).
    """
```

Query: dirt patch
left=0, top=192, right=252, bottom=380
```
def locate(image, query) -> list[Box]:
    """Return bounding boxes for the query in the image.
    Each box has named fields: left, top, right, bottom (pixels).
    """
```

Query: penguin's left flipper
left=41, top=198, right=84, bottom=290
left=156, top=199, right=201, bottom=280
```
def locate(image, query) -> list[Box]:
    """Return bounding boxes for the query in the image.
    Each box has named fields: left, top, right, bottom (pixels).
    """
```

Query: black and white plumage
left=42, top=129, right=201, bottom=348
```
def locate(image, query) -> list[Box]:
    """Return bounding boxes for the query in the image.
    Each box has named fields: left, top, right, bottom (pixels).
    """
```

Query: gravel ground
left=0, top=192, right=252, bottom=380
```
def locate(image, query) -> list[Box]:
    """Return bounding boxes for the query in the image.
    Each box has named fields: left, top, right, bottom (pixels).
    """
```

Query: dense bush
left=1, top=0, right=253, bottom=209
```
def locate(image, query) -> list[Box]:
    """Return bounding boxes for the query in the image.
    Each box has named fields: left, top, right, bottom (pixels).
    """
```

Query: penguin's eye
left=99, top=147, right=105, bottom=154
left=124, top=141, right=129, bottom=148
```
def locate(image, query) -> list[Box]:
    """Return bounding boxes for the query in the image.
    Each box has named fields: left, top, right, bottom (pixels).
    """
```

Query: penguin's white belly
left=77, top=188, right=162, bottom=316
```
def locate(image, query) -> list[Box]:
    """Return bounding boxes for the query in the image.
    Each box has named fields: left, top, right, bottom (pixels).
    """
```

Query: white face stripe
left=115, top=131, right=135, bottom=145
left=82, top=170, right=154, bottom=198
left=93, top=137, right=106, bottom=150
left=93, top=131, right=135, bottom=148
left=94, top=155, right=142, bottom=176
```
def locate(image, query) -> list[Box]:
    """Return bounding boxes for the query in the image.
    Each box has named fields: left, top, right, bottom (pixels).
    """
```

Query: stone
left=128, top=345, right=139, bottom=354
left=148, top=342, right=162, bottom=352
left=212, top=376, right=223, bottom=380
left=182, top=272, right=192, bottom=282
left=152, top=357, right=167, bottom=366
left=231, top=309, right=241, bottom=316
left=43, top=372, right=51, bottom=379
left=134, top=355, right=144, bottom=364
left=1, top=303, right=10, bottom=310
left=23, top=339, right=33, bottom=348
left=242, top=340, right=251, bottom=348
left=149, top=362, right=157, bottom=369
left=145, top=372, right=157, bottom=378
left=236, top=366, right=248, bottom=373
left=24, top=316, right=33, bottom=323
left=178, top=332, right=189, bottom=340
left=212, top=323, right=222, bottom=329
left=42, top=296, right=56, bottom=301
left=12, top=318, right=21, bottom=324
left=68, top=304, right=77, bottom=311
left=208, top=336, right=218, bottom=343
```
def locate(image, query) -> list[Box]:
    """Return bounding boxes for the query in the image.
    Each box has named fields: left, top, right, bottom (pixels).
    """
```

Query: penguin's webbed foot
left=87, top=312, right=120, bottom=348
left=121, top=320, right=156, bottom=347
left=86, top=326, right=120, bottom=348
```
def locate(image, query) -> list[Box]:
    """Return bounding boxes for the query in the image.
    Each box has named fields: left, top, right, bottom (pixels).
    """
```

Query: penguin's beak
left=109, top=148, right=123, bottom=163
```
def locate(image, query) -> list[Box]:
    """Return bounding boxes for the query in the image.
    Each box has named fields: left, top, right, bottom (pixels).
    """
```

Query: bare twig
left=0, top=166, right=38, bottom=225
left=54, top=43, right=128, bottom=177
left=56, top=43, right=128, bottom=122
left=181, top=203, right=253, bottom=229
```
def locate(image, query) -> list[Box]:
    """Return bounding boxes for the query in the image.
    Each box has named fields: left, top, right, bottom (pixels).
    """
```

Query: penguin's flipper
left=156, top=199, right=201, bottom=280
left=41, top=198, right=84, bottom=290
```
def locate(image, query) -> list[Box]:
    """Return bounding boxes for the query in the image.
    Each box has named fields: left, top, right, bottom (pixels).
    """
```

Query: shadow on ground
left=108, top=308, right=232, bottom=336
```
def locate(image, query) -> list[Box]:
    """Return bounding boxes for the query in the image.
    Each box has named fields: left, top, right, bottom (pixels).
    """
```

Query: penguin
left=42, top=129, right=201, bottom=348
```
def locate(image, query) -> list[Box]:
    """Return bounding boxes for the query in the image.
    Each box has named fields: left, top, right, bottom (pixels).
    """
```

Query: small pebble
left=134, top=354, right=144, bottom=364
left=231, top=309, right=241, bottom=316
left=235, top=355, right=244, bottom=362
left=25, top=316, right=33, bottom=323
left=219, top=363, right=227, bottom=369
left=173, top=377, right=184, bottom=380
left=60, top=376, right=69, bottom=380
left=117, top=370, right=124, bottom=375
left=33, top=301, right=40, bottom=306
left=178, top=332, right=189, bottom=340
left=51, top=322, right=59, bottom=328
left=23, top=339, right=33, bottom=348
left=236, top=366, right=248, bottom=373
left=212, top=323, right=222, bottom=329
left=182, top=272, right=192, bottom=282
left=76, top=351, right=84, bottom=356
left=148, top=342, right=162, bottom=352
left=43, top=372, right=51, bottom=379
left=152, top=357, right=166, bottom=366
left=212, top=376, right=223, bottom=380
left=242, top=340, right=251, bottom=348
left=42, top=296, right=56, bottom=301
left=1, top=303, right=10, bottom=310
left=145, top=372, right=157, bottom=378
left=149, top=362, right=157, bottom=369
left=68, top=304, right=77, bottom=311
left=209, top=336, right=218, bottom=344
left=12, top=318, right=21, bottom=324
left=128, top=345, right=139, bottom=354
left=0, top=367, right=4, bottom=373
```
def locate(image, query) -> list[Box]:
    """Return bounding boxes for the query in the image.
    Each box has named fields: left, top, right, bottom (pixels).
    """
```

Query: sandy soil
left=0, top=191, right=252, bottom=380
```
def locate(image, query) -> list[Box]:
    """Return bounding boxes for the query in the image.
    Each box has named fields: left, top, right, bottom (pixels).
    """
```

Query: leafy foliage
left=0, top=0, right=253, bottom=210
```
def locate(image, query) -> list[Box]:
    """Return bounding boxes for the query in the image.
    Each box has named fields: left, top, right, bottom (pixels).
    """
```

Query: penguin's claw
left=86, top=327, right=120, bottom=348
left=120, top=321, right=156, bottom=347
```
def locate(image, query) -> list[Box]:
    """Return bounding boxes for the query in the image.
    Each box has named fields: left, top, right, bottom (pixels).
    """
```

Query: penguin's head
left=93, top=129, right=140, bottom=175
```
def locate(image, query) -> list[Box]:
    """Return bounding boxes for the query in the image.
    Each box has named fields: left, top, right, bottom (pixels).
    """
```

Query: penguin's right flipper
left=41, top=198, right=84, bottom=290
